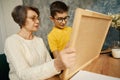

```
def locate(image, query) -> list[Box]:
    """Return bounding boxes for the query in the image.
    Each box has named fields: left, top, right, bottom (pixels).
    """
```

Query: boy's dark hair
left=50, top=1, right=69, bottom=18
left=11, top=5, right=39, bottom=28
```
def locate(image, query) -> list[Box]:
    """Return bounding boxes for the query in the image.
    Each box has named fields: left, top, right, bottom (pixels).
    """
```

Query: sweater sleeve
left=40, top=38, right=53, bottom=62
left=4, top=37, right=59, bottom=80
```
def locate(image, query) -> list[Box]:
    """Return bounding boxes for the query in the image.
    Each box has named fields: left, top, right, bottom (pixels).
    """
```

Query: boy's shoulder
left=51, top=26, right=71, bottom=32
left=66, top=26, right=72, bottom=29
left=64, top=26, right=72, bottom=31
left=48, top=26, right=71, bottom=33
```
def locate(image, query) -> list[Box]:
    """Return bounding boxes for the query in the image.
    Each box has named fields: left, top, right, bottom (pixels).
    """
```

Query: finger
left=65, top=48, right=76, bottom=53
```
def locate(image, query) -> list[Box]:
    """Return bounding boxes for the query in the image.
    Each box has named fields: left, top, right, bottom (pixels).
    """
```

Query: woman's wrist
left=54, top=59, right=65, bottom=72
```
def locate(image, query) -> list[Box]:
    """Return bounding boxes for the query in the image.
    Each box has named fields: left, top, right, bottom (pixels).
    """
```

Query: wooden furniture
left=82, top=53, right=120, bottom=78
left=61, top=8, right=112, bottom=80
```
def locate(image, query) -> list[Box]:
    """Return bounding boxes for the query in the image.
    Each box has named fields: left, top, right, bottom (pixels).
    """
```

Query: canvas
left=61, top=8, right=112, bottom=80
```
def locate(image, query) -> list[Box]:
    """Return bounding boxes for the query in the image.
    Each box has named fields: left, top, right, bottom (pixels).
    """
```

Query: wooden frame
left=61, top=8, right=112, bottom=80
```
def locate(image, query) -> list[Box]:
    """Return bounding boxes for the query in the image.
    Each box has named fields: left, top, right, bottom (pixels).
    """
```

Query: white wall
left=0, top=0, right=23, bottom=53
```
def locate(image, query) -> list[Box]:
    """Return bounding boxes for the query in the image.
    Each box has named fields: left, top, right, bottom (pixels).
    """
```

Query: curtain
left=0, top=2, right=7, bottom=53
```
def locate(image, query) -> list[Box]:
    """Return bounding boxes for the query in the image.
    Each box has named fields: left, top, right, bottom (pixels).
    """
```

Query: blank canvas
left=61, top=8, right=112, bottom=80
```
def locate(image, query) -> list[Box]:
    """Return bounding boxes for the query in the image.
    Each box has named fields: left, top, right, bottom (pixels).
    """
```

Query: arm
left=52, top=50, right=59, bottom=58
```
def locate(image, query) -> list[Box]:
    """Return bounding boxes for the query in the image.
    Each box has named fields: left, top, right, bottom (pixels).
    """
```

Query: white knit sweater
left=4, top=34, right=59, bottom=80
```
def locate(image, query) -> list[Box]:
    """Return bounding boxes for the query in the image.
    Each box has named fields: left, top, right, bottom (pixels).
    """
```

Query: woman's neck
left=18, top=28, right=34, bottom=40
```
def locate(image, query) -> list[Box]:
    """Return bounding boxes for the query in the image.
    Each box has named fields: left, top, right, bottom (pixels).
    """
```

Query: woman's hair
left=11, top=5, right=39, bottom=28
left=50, top=1, right=69, bottom=18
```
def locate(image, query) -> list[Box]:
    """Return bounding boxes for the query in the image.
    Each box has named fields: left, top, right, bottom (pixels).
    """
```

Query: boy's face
left=50, top=12, right=69, bottom=29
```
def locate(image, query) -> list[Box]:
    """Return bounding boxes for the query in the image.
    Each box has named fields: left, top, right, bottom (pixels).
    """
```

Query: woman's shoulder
left=34, top=36, right=43, bottom=40
left=34, top=36, right=44, bottom=42
left=6, top=34, right=18, bottom=41
left=34, top=36, right=46, bottom=45
left=5, top=34, right=21, bottom=46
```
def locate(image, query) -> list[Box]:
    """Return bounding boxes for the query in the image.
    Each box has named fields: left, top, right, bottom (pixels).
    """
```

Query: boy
left=48, top=1, right=72, bottom=58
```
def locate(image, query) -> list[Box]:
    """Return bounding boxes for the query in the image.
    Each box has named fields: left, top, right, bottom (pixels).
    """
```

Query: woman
left=4, top=5, right=76, bottom=80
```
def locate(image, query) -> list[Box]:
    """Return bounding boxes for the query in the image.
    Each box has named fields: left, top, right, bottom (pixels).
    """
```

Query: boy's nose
left=62, top=20, right=66, bottom=24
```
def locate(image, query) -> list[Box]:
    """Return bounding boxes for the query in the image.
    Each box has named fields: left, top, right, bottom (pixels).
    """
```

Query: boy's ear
left=49, top=16, right=54, bottom=21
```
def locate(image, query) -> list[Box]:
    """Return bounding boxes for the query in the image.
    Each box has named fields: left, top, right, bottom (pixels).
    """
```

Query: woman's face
left=23, top=9, right=40, bottom=32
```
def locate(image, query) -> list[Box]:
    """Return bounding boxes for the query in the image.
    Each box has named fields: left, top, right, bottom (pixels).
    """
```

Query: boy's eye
left=57, top=18, right=63, bottom=20
left=56, top=16, right=70, bottom=20
left=54, top=16, right=70, bottom=23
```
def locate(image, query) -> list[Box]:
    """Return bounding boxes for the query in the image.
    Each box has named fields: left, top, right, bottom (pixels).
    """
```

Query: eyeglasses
left=27, top=16, right=40, bottom=22
left=54, top=16, right=70, bottom=23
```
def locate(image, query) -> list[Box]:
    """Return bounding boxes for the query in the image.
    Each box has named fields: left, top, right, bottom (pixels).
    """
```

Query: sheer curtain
left=0, top=0, right=22, bottom=53
left=0, top=2, right=7, bottom=53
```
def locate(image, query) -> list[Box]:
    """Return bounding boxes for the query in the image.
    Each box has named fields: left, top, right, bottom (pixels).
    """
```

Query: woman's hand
left=54, top=48, right=76, bottom=71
